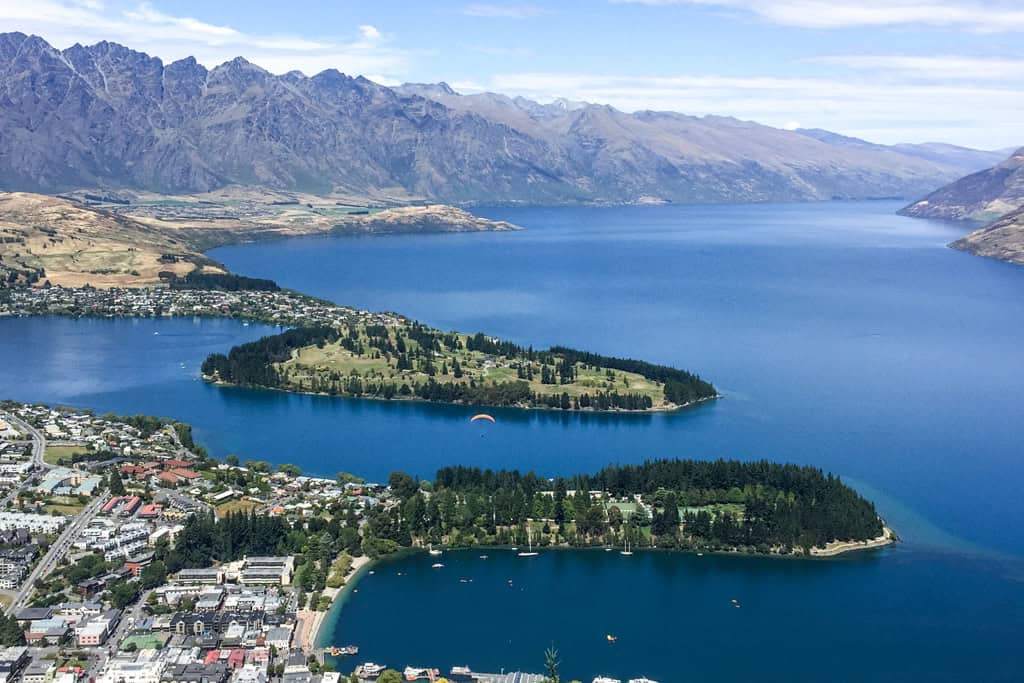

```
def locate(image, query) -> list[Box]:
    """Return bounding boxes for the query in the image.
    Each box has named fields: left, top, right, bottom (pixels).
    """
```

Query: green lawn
left=44, top=445, right=87, bottom=465
left=215, top=498, right=259, bottom=518
left=44, top=496, right=86, bottom=516
left=283, top=325, right=668, bottom=406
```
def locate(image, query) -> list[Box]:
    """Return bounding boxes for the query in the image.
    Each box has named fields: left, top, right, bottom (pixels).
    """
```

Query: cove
left=321, top=548, right=1024, bottom=683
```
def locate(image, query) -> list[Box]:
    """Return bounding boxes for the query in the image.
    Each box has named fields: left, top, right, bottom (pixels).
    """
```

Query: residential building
left=0, top=512, right=66, bottom=534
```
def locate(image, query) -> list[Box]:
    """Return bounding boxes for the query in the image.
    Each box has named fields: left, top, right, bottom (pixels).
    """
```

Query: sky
left=1, top=0, right=1023, bottom=149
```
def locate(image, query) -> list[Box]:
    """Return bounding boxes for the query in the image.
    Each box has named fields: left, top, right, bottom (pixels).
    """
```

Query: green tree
left=109, top=581, right=140, bottom=609
left=377, top=671, right=403, bottom=683
left=108, top=468, right=126, bottom=496
left=543, top=645, right=560, bottom=683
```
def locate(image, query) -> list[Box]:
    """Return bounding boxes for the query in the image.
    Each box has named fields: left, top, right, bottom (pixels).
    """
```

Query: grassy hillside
left=203, top=321, right=718, bottom=412
left=0, top=192, right=212, bottom=287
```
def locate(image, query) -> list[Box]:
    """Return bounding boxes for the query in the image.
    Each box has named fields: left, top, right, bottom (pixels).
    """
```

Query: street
left=7, top=493, right=110, bottom=614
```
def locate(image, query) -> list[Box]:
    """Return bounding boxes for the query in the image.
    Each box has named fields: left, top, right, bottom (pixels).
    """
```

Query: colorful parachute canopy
left=470, top=414, right=496, bottom=423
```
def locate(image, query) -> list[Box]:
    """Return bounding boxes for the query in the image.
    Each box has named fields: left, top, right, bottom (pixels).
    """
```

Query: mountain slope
left=898, top=148, right=1024, bottom=221
left=0, top=32, right=998, bottom=205
left=949, top=207, right=1024, bottom=265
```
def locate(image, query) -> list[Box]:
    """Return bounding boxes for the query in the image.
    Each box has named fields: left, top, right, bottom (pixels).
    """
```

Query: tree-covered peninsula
left=363, top=459, right=890, bottom=557
left=201, top=321, right=717, bottom=411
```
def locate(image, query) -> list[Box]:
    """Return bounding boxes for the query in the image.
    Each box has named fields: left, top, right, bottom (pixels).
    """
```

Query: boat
left=355, top=663, right=386, bottom=679
left=606, top=634, right=618, bottom=642
left=403, top=666, right=440, bottom=681
left=479, top=554, right=488, bottom=559
left=449, top=666, right=474, bottom=681
left=593, top=677, right=621, bottom=683
left=517, top=528, right=539, bottom=557
left=620, top=536, right=633, bottom=556
left=326, top=645, right=359, bottom=656
left=627, top=679, right=661, bottom=683
left=431, top=563, right=444, bottom=568
left=428, top=544, right=442, bottom=556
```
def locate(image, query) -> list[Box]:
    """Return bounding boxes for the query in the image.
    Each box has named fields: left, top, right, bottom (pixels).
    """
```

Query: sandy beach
left=298, top=554, right=373, bottom=652
left=810, top=526, right=896, bottom=557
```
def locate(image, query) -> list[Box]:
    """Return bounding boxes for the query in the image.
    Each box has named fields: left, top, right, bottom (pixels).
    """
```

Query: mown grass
left=44, top=445, right=86, bottom=465
left=285, top=327, right=668, bottom=405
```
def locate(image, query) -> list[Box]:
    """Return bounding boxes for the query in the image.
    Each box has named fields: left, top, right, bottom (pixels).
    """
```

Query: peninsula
left=201, top=323, right=717, bottom=412
left=0, top=190, right=519, bottom=287
left=1, top=282, right=717, bottom=413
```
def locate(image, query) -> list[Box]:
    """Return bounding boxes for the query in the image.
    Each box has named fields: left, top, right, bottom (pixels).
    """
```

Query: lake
left=2, top=201, right=1022, bottom=679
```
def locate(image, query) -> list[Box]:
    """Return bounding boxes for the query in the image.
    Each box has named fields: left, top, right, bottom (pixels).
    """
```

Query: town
left=1, top=401, right=661, bottom=683
left=0, top=286, right=402, bottom=330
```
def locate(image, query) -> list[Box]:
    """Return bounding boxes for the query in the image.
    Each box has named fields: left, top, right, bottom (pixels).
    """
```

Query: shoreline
left=809, top=525, right=897, bottom=557
left=314, top=530, right=899, bottom=646
left=307, top=554, right=375, bottom=652
left=204, top=375, right=720, bottom=416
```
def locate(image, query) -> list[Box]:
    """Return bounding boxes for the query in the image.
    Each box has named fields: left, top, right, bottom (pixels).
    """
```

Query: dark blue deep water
left=2, top=201, right=1022, bottom=680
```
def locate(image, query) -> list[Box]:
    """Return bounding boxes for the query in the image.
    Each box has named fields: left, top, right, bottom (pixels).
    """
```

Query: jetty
left=449, top=670, right=545, bottom=683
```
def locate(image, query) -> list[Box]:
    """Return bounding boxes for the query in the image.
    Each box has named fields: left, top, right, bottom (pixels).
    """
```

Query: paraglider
left=470, top=414, right=495, bottom=423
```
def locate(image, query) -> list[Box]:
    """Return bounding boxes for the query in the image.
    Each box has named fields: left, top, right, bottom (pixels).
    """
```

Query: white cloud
left=0, top=0, right=414, bottom=79
left=462, top=4, right=546, bottom=18
left=358, top=24, right=381, bottom=41
left=613, top=0, right=1024, bottom=32
left=814, top=54, right=1024, bottom=81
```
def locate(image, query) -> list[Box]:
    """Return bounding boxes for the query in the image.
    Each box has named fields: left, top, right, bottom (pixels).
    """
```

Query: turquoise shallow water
left=2, top=201, right=1023, bottom=678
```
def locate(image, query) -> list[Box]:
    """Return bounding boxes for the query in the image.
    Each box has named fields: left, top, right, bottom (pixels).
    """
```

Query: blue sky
left=3, top=0, right=1023, bottom=148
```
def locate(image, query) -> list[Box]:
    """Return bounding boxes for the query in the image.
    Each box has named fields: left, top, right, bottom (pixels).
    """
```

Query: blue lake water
left=2, top=201, right=1023, bottom=679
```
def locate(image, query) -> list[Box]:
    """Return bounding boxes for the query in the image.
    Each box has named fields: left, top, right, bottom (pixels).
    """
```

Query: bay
left=2, top=201, right=1023, bottom=679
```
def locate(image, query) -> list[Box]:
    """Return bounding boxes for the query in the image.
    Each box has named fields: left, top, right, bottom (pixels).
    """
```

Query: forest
left=201, top=321, right=717, bottom=412
left=168, top=271, right=281, bottom=291
left=360, top=460, right=885, bottom=556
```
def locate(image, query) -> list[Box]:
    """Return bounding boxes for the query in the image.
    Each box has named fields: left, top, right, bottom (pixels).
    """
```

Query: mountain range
left=0, top=32, right=1007, bottom=205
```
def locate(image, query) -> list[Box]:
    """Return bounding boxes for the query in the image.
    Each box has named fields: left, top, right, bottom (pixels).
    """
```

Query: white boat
left=628, top=679, right=660, bottom=683
left=355, top=663, right=386, bottom=679
left=621, top=536, right=633, bottom=556
left=428, top=544, right=442, bottom=556
left=593, top=677, right=621, bottom=683
left=403, top=666, right=439, bottom=681
left=431, top=563, right=444, bottom=568
left=517, top=527, right=539, bottom=557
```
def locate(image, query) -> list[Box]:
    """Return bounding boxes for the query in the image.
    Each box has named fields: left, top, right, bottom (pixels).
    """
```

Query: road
left=88, top=586, right=153, bottom=674
left=0, top=411, right=51, bottom=506
left=0, top=410, right=51, bottom=471
left=7, top=493, right=109, bottom=614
